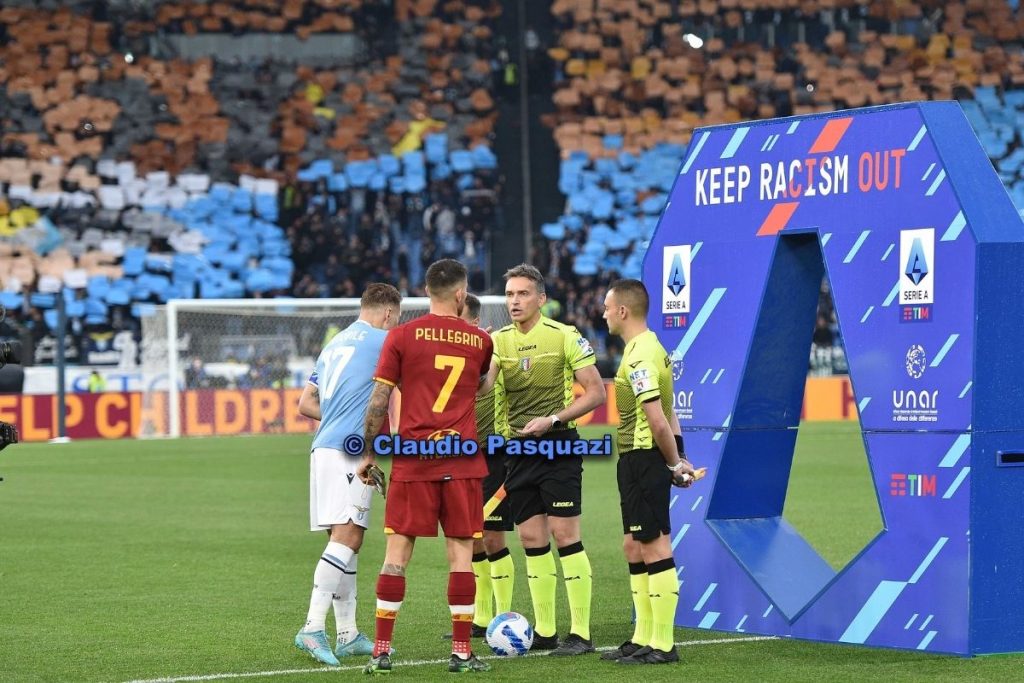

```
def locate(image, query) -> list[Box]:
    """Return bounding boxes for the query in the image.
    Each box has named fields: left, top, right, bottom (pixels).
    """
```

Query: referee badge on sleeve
left=628, top=368, right=653, bottom=395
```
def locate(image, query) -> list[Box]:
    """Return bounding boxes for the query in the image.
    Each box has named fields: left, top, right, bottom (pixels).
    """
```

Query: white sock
left=334, top=553, right=359, bottom=644
left=303, top=542, right=355, bottom=633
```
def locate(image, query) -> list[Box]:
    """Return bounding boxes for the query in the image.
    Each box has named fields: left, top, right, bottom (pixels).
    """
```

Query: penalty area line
left=118, top=636, right=776, bottom=683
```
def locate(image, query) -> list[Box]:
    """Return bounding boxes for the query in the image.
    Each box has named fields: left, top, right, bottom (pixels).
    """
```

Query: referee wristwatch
left=548, top=414, right=563, bottom=429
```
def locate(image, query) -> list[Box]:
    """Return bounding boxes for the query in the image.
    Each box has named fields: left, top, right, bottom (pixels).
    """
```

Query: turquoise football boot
left=336, top=633, right=375, bottom=657
left=294, top=630, right=340, bottom=666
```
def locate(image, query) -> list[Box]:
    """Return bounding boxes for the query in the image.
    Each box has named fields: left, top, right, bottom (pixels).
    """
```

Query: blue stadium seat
left=132, top=303, right=157, bottom=318
left=65, top=300, right=86, bottom=318
left=122, top=248, right=147, bottom=276
left=402, top=150, right=426, bottom=171
left=405, top=173, right=427, bottom=193
left=369, top=172, right=387, bottom=191
left=471, top=145, right=497, bottom=170
left=328, top=173, right=348, bottom=192
left=0, top=291, right=23, bottom=311
left=105, top=288, right=131, bottom=306
left=572, top=257, right=599, bottom=276
left=85, top=298, right=108, bottom=318
left=30, top=293, right=56, bottom=309
left=389, top=176, right=407, bottom=193
left=451, top=150, right=475, bottom=173
left=561, top=214, right=584, bottom=232
left=603, top=134, right=623, bottom=150
left=86, top=276, right=111, bottom=299
left=541, top=222, right=566, bottom=240
left=378, top=154, right=401, bottom=177
left=425, top=134, right=449, bottom=164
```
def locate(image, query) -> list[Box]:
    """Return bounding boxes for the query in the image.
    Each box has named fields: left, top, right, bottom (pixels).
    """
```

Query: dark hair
left=503, top=263, right=546, bottom=295
left=425, top=259, right=468, bottom=296
left=609, top=278, right=649, bottom=316
left=464, top=293, right=481, bottom=319
left=361, top=283, right=402, bottom=310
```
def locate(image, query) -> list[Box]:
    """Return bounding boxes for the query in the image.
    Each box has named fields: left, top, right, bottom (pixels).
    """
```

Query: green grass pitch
left=1, top=423, right=1020, bottom=682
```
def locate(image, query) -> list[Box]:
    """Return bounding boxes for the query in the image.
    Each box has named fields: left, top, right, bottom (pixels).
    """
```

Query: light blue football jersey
left=309, top=320, right=387, bottom=451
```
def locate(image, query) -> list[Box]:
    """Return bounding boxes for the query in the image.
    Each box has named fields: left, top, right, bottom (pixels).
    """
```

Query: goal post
left=139, top=296, right=510, bottom=438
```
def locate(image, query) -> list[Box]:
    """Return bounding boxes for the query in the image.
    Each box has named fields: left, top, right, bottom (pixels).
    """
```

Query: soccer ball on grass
left=485, top=612, right=533, bottom=656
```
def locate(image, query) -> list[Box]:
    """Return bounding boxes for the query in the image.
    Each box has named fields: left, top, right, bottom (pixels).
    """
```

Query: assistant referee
left=481, top=264, right=606, bottom=656
left=601, top=278, right=696, bottom=665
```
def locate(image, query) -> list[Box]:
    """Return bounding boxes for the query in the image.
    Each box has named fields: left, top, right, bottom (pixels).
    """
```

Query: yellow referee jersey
left=493, top=317, right=596, bottom=433
left=615, top=330, right=675, bottom=453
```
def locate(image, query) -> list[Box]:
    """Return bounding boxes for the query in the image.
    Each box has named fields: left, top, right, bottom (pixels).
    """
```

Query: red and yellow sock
left=373, top=573, right=405, bottom=657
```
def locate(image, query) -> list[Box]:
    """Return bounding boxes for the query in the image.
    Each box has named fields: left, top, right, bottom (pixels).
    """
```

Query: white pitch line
left=119, top=636, right=776, bottom=683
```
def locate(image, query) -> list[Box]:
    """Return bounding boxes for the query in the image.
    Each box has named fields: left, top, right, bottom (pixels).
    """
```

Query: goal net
left=138, top=296, right=510, bottom=438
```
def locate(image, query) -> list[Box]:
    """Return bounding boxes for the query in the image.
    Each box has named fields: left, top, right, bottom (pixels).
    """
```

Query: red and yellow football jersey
left=373, top=313, right=493, bottom=481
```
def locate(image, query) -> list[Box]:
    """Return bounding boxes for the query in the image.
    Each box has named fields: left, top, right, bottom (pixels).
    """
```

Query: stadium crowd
left=1, top=0, right=1023, bottom=374
left=534, top=0, right=1024, bottom=375
left=0, top=0, right=505, bottom=364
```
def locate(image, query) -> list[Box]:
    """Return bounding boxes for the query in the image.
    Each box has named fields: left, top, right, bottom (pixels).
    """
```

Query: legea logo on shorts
left=899, top=228, right=934, bottom=323
left=662, top=245, right=691, bottom=328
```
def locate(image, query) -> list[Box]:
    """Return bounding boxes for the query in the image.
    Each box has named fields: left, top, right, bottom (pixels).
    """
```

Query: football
left=485, top=612, right=534, bottom=656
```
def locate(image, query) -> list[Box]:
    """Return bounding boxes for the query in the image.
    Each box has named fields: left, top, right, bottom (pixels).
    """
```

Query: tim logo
left=662, top=245, right=691, bottom=325
left=898, top=228, right=934, bottom=323
left=890, top=473, right=937, bottom=497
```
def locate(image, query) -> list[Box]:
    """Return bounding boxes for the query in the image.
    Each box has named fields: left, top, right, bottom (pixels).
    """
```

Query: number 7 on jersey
left=432, top=354, right=465, bottom=412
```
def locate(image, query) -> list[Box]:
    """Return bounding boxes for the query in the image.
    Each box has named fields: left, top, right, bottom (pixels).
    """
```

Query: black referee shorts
left=482, top=446, right=513, bottom=532
left=504, top=428, right=583, bottom=524
left=618, top=448, right=673, bottom=542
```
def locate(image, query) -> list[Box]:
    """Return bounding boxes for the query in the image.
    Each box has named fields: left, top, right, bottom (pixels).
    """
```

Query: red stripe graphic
left=756, top=202, right=800, bottom=236
left=808, top=118, right=853, bottom=154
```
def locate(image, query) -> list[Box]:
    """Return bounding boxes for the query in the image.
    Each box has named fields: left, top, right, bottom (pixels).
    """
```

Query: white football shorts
left=309, top=447, right=374, bottom=531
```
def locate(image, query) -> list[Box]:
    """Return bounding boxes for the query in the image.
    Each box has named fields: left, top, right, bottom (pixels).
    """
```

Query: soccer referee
left=482, top=264, right=606, bottom=656
left=601, top=278, right=695, bottom=665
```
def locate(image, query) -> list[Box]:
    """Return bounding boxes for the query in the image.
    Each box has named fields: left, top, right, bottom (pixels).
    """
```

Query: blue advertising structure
left=644, top=102, right=1024, bottom=656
